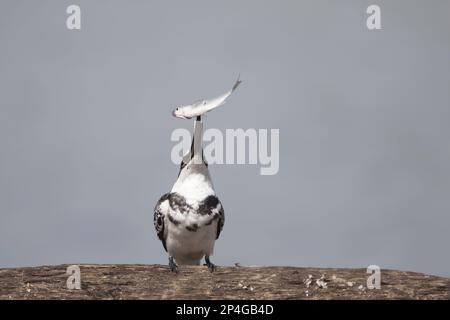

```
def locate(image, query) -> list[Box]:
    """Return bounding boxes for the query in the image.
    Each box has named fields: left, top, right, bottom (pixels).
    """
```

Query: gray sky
left=1, top=0, right=449, bottom=277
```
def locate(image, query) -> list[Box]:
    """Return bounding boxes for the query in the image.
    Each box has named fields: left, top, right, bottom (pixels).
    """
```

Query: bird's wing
left=216, top=202, right=225, bottom=240
left=203, top=76, right=242, bottom=111
left=198, top=195, right=225, bottom=239
left=154, top=193, right=170, bottom=251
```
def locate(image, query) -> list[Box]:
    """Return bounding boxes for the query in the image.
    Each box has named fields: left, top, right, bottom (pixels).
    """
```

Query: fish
left=172, top=75, right=242, bottom=119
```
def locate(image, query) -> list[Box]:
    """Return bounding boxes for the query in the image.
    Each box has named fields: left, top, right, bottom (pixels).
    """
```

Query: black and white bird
left=154, top=117, right=224, bottom=272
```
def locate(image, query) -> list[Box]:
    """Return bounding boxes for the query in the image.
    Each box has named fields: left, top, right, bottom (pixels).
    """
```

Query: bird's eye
left=176, top=107, right=179, bottom=111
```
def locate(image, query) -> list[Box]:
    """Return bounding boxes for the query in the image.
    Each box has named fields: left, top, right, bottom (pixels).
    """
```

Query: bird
left=154, top=116, right=225, bottom=272
left=172, top=75, right=241, bottom=120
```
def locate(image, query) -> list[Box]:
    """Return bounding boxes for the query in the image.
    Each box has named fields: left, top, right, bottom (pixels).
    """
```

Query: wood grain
left=0, top=264, right=448, bottom=300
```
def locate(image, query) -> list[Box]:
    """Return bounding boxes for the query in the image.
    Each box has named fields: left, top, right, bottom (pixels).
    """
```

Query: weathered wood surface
left=0, top=264, right=448, bottom=300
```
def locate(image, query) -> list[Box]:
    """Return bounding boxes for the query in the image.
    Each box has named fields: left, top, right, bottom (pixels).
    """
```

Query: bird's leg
left=204, top=255, right=216, bottom=272
left=168, top=256, right=179, bottom=273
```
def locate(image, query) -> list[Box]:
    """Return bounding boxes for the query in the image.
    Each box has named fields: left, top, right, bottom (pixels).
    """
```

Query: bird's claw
left=205, top=256, right=217, bottom=272
left=169, top=256, right=179, bottom=273
left=207, top=263, right=216, bottom=272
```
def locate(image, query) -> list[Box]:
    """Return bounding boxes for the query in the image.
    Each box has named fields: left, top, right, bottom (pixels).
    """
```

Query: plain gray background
left=1, top=0, right=449, bottom=277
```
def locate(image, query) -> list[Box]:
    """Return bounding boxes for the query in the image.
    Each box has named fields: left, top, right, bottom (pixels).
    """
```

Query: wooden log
left=0, top=264, right=448, bottom=300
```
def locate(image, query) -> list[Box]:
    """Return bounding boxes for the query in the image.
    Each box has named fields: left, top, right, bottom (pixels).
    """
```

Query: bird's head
left=177, top=151, right=208, bottom=179
left=173, top=156, right=213, bottom=197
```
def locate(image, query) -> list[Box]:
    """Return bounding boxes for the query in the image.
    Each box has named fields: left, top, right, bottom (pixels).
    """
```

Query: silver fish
left=172, top=75, right=241, bottom=119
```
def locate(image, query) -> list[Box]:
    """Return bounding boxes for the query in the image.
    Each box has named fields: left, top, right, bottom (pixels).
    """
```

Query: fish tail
left=232, top=74, right=242, bottom=91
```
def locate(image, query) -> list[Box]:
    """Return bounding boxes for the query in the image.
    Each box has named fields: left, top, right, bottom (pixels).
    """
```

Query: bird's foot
left=168, top=256, right=179, bottom=273
left=204, top=255, right=217, bottom=272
